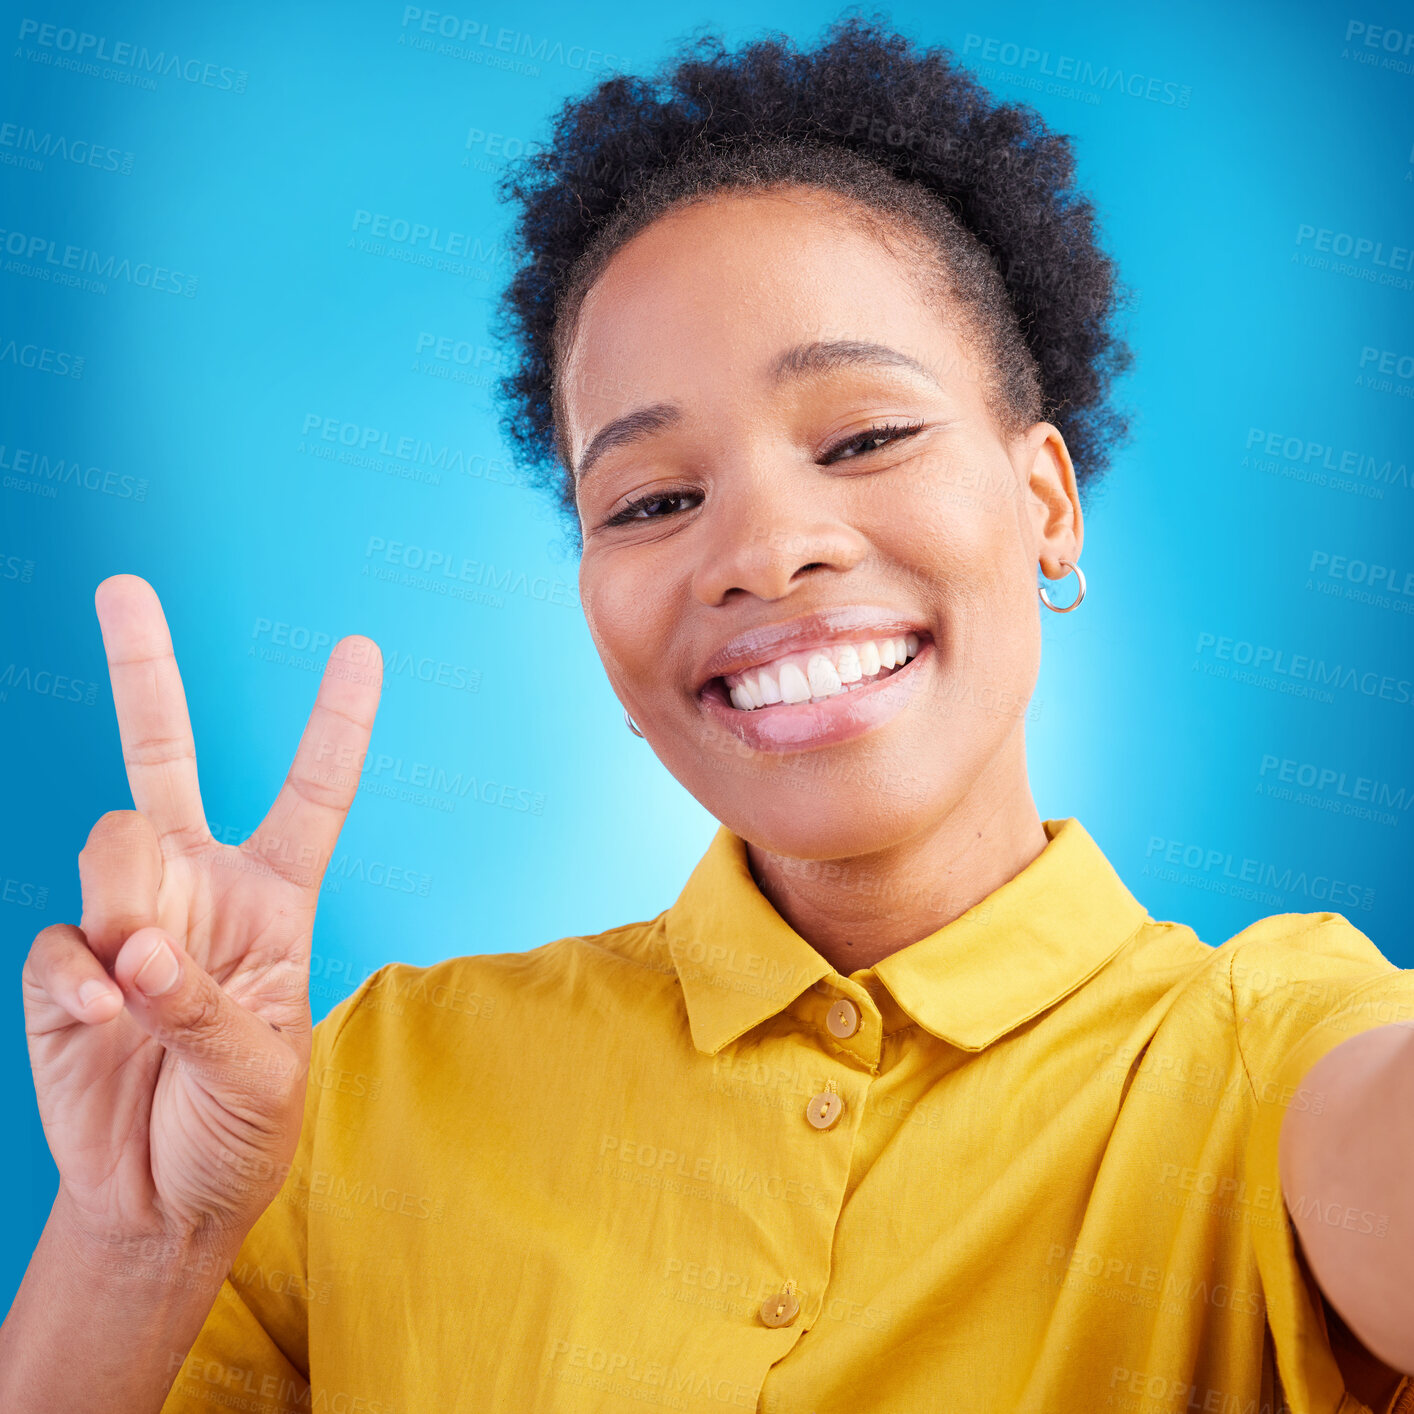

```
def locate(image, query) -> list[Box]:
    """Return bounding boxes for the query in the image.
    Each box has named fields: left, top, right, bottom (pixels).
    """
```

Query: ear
left=1016, top=422, right=1083, bottom=577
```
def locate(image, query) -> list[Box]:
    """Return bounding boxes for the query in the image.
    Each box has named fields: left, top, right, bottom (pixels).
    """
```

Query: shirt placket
left=751, top=975, right=884, bottom=1340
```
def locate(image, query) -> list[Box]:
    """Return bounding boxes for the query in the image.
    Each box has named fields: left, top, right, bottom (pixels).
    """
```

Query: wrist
left=49, top=1188, right=246, bottom=1294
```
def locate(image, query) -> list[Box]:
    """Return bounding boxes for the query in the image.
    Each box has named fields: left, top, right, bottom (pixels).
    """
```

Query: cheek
left=887, top=480, right=1024, bottom=617
left=579, top=557, right=676, bottom=692
left=578, top=565, right=632, bottom=684
left=885, top=480, right=1038, bottom=687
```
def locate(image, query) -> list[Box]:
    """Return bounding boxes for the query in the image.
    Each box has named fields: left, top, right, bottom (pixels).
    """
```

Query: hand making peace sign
left=20, top=574, right=383, bottom=1259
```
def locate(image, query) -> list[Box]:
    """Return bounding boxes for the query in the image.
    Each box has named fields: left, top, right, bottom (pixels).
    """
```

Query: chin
left=701, top=776, right=948, bottom=862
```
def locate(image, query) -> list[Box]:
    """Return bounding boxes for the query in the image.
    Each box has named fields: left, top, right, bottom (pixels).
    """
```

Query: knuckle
left=169, top=978, right=225, bottom=1038
left=81, top=810, right=159, bottom=862
left=29, top=921, right=72, bottom=952
left=83, top=809, right=142, bottom=850
left=20, top=924, right=87, bottom=992
left=25, top=922, right=81, bottom=968
left=85, top=898, right=147, bottom=933
left=21, top=926, right=57, bottom=983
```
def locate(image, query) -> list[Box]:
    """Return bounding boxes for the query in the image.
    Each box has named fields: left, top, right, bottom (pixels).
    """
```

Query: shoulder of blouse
left=305, top=911, right=680, bottom=1049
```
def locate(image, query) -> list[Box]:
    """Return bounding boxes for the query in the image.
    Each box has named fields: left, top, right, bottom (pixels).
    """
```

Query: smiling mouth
left=701, top=631, right=926, bottom=712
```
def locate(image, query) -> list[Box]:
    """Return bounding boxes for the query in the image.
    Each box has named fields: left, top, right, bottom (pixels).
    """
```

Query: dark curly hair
left=493, top=9, right=1133, bottom=553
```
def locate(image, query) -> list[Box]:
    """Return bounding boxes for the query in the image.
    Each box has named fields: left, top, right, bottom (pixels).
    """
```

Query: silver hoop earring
left=1039, top=558, right=1086, bottom=613
left=623, top=706, right=645, bottom=738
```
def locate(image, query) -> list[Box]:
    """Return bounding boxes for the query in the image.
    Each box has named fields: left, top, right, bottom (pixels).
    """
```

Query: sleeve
left=1232, top=914, right=1414, bottom=1414
left=159, top=967, right=387, bottom=1414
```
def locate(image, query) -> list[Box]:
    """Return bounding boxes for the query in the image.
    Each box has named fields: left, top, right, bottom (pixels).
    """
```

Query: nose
left=689, top=467, right=869, bottom=607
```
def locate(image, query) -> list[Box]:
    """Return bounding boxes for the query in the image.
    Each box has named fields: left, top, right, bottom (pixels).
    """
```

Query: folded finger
left=114, top=927, right=307, bottom=1111
left=78, top=810, right=163, bottom=969
left=23, top=924, right=125, bottom=1026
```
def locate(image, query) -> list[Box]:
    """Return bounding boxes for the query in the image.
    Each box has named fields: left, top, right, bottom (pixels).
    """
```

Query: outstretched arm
left=1279, top=1019, right=1414, bottom=1374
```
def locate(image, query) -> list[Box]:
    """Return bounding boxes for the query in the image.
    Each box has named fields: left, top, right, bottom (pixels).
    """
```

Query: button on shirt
left=161, top=818, right=1414, bottom=1414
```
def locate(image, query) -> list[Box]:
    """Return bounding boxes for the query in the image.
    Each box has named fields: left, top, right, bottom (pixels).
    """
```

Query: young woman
left=4, top=15, right=1411, bottom=1413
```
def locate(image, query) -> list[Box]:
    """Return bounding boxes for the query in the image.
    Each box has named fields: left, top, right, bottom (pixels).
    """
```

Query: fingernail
left=77, top=979, right=112, bottom=1010
left=134, top=936, right=180, bottom=997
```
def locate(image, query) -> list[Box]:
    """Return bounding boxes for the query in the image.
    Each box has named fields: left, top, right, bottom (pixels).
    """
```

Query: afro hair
left=492, top=10, right=1133, bottom=551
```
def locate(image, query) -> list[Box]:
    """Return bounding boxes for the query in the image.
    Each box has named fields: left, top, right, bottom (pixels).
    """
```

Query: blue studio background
left=2, top=0, right=1412, bottom=1309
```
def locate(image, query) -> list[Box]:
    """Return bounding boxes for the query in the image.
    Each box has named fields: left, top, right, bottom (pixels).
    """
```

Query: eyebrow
left=572, top=339, right=945, bottom=484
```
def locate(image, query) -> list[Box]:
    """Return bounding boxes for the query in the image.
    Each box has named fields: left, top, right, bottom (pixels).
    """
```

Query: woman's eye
left=602, top=489, right=701, bottom=527
left=598, top=423, right=925, bottom=526
left=822, top=419, right=927, bottom=464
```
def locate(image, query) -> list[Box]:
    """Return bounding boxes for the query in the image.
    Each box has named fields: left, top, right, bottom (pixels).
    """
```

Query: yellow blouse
left=161, top=817, right=1414, bottom=1414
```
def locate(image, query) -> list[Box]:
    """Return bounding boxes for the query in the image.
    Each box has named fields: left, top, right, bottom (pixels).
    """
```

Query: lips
left=695, top=605, right=934, bottom=697
left=705, top=631, right=925, bottom=713
left=699, top=634, right=935, bottom=752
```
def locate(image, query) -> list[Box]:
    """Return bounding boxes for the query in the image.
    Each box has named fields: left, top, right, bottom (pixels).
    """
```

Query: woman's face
left=561, top=187, right=1082, bottom=860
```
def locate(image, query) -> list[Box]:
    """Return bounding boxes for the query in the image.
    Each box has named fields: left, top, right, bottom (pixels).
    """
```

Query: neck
left=744, top=744, right=1048, bottom=974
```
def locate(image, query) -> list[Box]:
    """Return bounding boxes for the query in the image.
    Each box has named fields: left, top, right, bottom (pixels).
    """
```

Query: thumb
left=114, top=927, right=303, bottom=1112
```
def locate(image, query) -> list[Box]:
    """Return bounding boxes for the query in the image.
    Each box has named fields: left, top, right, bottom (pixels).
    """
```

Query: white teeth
left=778, top=662, right=811, bottom=704
left=806, top=653, right=843, bottom=699
left=720, top=633, right=925, bottom=711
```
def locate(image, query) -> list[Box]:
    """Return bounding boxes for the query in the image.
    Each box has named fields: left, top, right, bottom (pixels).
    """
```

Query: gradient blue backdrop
left=3, top=0, right=1412, bottom=1310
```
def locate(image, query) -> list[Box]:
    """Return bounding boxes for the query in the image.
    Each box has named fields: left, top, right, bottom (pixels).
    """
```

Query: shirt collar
left=663, top=817, right=1150, bottom=1055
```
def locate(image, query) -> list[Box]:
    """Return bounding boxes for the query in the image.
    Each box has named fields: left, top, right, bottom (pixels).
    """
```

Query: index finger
left=94, top=574, right=209, bottom=852
left=244, top=634, right=383, bottom=894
